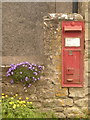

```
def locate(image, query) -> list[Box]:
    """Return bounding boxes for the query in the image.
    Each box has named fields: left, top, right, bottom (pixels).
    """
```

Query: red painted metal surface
left=64, top=26, right=82, bottom=31
left=62, top=21, right=84, bottom=87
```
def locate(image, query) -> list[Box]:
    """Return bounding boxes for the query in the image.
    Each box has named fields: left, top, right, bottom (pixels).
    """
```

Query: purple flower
left=12, top=65, right=17, bottom=70
left=7, top=68, right=12, bottom=73
left=20, top=79, right=24, bottom=82
left=22, top=61, right=30, bottom=65
left=32, top=77, right=37, bottom=82
left=37, top=78, right=40, bottom=80
left=33, top=78, right=37, bottom=82
left=11, top=72, right=14, bottom=75
left=25, top=62, right=29, bottom=64
left=38, top=71, right=41, bottom=73
left=6, top=73, right=11, bottom=77
left=10, top=64, right=15, bottom=67
left=38, top=65, right=43, bottom=70
left=28, top=66, right=32, bottom=70
left=28, top=84, right=31, bottom=87
left=33, top=72, right=38, bottom=76
left=20, top=72, right=22, bottom=74
left=19, top=63, right=23, bottom=65
left=32, top=77, right=35, bottom=80
left=10, top=80, right=14, bottom=84
left=16, top=64, right=20, bottom=66
left=33, top=64, right=37, bottom=67
left=25, top=77, right=29, bottom=81
left=32, top=67, right=35, bottom=70
left=22, top=65, right=25, bottom=67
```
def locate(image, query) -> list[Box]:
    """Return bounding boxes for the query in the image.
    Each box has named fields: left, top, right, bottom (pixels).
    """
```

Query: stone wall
left=3, top=13, right=88, bottom=118
left=1, top=2, right=89, bottom=118
left=43, top=13, right=88, bottom=118
left=2, top=2, right=72, bottom=65
left=2, top=2, right=56, bottom=65
left=79, top=1, right=89, bottom=113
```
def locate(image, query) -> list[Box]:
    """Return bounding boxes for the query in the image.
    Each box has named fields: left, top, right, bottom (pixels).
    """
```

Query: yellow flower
left=9, top=102, right=12, bottom=105
left=18, top=101, right=21, bottom=104
left=9, top=102, right=14, bottom=105
left=15, top=94, right=18, bottom=97
left=21, top=101, right=26, bottom=103
left=26, top=97, right=29, bottom=100
left=29, top=102, right=32, bottom=104
left=27, top=102, right=29, bottom=104
left=19, top=101, right=25, bottom=104
left=2, top=93, right=4, bottom=96
left=17, top=100, right=19, bottom=102
left=11, top=97, right=14, bottom=100
left=2, top=96, right=5, bottom=99
left=19, top=97, right=22, bottom=100
left=13, top=104, right=16, bottom=109
left=5, top=95, right=8, bottom=98
left=17, top=104, right=20, bottom=107
left=23, top=101, right=26, bottom=103
left=0, top=100, right=1, bottom=102
left=23, top=104, right=26, bottom=107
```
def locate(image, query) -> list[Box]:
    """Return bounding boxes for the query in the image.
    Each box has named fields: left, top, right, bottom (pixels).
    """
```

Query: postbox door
left=63, top=50, right=81, bottom=84
left=62, top=21, right=84, bottom=87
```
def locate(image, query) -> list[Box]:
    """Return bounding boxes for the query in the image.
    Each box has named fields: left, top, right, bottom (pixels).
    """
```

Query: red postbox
left=62, top=21, right=84, bottom=87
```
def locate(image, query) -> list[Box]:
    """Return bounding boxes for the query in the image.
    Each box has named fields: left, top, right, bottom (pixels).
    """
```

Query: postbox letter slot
left=64, top=26, right=82, bottom=31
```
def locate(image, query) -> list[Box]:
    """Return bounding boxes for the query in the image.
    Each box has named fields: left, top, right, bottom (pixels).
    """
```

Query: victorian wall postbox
left=62, top=21, right=84, bottom=87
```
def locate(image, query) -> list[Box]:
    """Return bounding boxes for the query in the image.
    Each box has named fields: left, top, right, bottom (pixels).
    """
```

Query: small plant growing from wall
left=6, top=62, right=43, bottom=87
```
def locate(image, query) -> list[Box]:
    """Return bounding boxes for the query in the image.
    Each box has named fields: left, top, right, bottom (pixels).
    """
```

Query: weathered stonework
left=55, top=88, right=68, bottom=97
left=2, top=2, right=89, bottom=119
left=69, top=88, right=88, bottom=97
left=64, top=106, right=85, bottom=118
left=74, top=97, right=88, bottom=107
left=43, top=12, right=89, bottom=118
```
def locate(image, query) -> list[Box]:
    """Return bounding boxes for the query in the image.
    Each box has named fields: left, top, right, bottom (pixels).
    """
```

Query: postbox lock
left=66, top=68, right=74, bottom=75
left=69, top=50, right=73, bottom=55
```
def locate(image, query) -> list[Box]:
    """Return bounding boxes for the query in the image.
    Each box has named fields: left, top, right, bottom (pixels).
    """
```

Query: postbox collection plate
left=65, top=38, right=80, bottom=47
left=62, top=21, right=84, bottom=87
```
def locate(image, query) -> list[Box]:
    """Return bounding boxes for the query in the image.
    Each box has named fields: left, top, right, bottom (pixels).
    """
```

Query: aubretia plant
left=6, top=62, right=43, bottom=87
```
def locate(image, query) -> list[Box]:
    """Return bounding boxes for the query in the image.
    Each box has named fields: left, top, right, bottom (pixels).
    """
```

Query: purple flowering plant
left=6, top=62, right=43, bottom=87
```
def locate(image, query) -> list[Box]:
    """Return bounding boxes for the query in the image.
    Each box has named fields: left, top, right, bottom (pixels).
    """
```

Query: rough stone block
left=53, top=107, right=64, bottom=112
left=84, top=73, right=88, bottom=87
left=43, top=98, right=73, bottom=108
left=55, top=88, right=68, bottom=97
left=55, top=112, right=66, bottom=118
left=84, top=61, right=88, bottom=73
left=66, top=113, right=86, bottom=118
left=64, top=106, right=85, bottom=118
left=60, top=98, right=73, bottom=107
left=33, top=102, right=42, bottom=108
left=81, top=107, right=89, bottom=114
left=74, top=97, right=88, bottom=107
left=69, top=88, right=88, bottom=97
